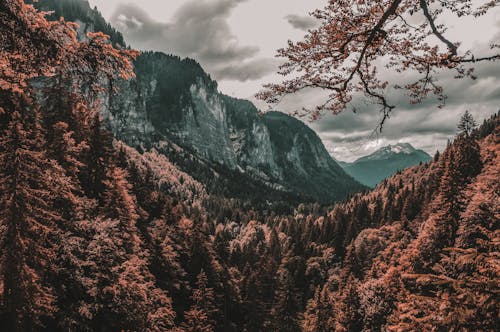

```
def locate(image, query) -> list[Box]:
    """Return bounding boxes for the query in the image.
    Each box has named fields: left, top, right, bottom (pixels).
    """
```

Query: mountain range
left=31, top=0, right=364, bottom=203
left=339, top=143, right=432, bottom=187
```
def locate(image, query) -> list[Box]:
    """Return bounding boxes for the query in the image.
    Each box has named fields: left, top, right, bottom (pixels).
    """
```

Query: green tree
left=457, top=110, right=477, bottom=138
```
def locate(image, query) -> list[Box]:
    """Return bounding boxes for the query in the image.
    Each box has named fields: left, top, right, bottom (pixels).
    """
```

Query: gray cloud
left=215, top=58, right=281, bottom=81
left=285, top=14, right=320, bottom=31
left=103, top=0, right=499, bottom=162
left=111, top=0, right=276, bottom=81
left=270, top=57, right=500, bottom=161
left=256, top=7, right=500, bottom=161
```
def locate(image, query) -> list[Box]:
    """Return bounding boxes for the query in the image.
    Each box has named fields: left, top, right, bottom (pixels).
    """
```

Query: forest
left=0, top=0, right=499, bottom=331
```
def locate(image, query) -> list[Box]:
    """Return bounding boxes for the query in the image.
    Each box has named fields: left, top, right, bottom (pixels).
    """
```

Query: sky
left=89, top=0, right=500, bottom=161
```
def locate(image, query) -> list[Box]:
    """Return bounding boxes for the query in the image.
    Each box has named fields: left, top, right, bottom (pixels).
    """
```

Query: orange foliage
left=257, top=0, right=500, bottom=129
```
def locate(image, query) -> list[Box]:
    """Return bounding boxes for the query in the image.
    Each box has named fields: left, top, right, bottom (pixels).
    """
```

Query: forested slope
left=29, top=0, right=365, bottom=204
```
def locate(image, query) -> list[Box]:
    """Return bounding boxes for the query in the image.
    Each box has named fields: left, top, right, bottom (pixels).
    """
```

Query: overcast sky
left=89, top=0, right=500, bottom=161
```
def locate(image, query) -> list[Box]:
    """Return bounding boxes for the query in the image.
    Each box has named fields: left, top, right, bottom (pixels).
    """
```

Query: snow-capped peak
left=358, top=143, right=417, bottom=162
left=387, top=143, right=415, bottom=154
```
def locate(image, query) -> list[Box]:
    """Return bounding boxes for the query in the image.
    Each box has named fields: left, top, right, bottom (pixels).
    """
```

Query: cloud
left=285, top=14, right=319, bottom=31
left=111, top=0, right=276, bottom=81
left=106, top=0, right=499, bottom=161
left=270, top=56, right=500, bottom=162
left=214, top=58, right=281, bottom=81
left=253, top=5, right=500, bottom=162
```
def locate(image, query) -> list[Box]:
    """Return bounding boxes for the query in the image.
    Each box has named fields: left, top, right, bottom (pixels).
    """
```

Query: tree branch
left=420, top=0, right=457, bottom=57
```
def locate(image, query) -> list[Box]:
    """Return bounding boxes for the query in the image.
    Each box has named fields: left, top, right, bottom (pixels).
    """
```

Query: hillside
left=305, top=112, right=499, bottom=330
left=340, top=143, right=432, bottom=187
left=117, top=51, right=364, bottom=202
left=30, top=0, right=364, bottom=203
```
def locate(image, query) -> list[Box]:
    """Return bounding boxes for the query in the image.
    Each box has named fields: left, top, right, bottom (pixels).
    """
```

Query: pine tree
left=213, top=226, right=231, bottom=262
left=48, top=121, right=85, bottom=179
left=0, top=110, right=71, bottom=330
left=1, top=1, right=143, bottom=330
left=302, top=285, right=335, bottom=332
left=182, top=270, right=217, bottom=332
left=270, top=268, right=302, bottom=332
left=268, top=227, right=281, bottom=262
left=241, top=263, right=270, bottom=331
left=454, top=135, right=482, bottom=182
left=335, top=277, right=362, bottom=332
left=101, top=167, right=140, bottom=246
left=81, top=114, right=115, bottom=200
left=457, top=110, right=477, bottom=138
left=433, top=150, right=440, bottom=162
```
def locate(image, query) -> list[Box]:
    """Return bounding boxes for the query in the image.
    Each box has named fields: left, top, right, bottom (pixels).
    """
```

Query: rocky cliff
left=32, top=0, right=364, bottom=202
left=106, top=52, right=364, bottom=201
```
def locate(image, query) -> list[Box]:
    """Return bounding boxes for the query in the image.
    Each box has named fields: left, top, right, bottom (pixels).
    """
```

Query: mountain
left=32, top=0, right=364, bottom=203
left=27, top=0, right=125, bottom=46
left=340, top=143, right=432, bottom=187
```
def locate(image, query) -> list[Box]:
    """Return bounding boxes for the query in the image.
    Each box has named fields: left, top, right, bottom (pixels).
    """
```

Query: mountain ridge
left=340, top=142, right=432, bottom=187
left=31, top=0, right=365, bottom=203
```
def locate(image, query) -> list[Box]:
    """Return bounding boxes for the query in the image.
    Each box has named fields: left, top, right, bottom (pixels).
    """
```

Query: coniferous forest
left=0, top=0, right=499, bottom=331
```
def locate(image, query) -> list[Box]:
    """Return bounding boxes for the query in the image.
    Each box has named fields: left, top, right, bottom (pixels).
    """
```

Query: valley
left=0, top=1, right=498, bottom=331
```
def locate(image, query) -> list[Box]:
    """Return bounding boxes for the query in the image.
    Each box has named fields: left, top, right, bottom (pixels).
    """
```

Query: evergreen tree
left=81, top=114, right=115, bottom=200
left=0, top=110, right=71, bottom=330
left=182, top=270, right=217, bottom=332
left=213, top=226, right=231, bottom=262
left=433, top=150, right=440, bottom=162
left=454, top=135, right=482, bottom=182
left=335, top=278, right=363, bottom=332
left=457, top=110, right=477, bottom=137
left=270, top=268, right=302, bottom=332
left=48, top=121, right=85, bottom=179
left=302, top=285, right=335, bottom=332
left=241, top=266, right=265, bottom=331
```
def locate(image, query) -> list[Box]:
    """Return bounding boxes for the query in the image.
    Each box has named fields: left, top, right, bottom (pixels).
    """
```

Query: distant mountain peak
left=359, top=143, right=421, bottom=162
left=341, top=143, right=431, bottom=187
left=386, top=142, right=415, bottom=154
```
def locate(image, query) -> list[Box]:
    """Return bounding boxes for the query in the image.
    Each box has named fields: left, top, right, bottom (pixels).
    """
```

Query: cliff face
left=103, top=52, right=363, bottom=201
left=32, top=1, right=364, bottom=202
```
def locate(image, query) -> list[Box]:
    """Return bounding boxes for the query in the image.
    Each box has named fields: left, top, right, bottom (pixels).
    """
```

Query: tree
left=454, top=136, right=482, bottom=182
left=270, top=268, right=302, bottom=332
left=0, top=0, right=138, bottom=329
left=0, top=110, right=65, bottom=330
left=302, top=285, right=335, bottom=332
left=335, top=277, right=363, bottom=332
left=257, top=0, right=500, bottom=129
left=457, top=110, right=478, bottom=137
left=47, top=121, right=85, bottom=180
left=81, top=114, right=116, bottom=200
left=182, top=270, right=218, bottom=332
left=241, top=266, right=267, bottom=331
left=433, top=150, right=440, bottom=162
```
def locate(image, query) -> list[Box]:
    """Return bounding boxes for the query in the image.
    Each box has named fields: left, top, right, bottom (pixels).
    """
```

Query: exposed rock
left=32, top=0, right=364, bottom=202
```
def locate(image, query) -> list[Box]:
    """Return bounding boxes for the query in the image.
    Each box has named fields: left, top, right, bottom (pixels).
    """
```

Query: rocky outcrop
left=32, top=0, right=364, bottom=202
left=103, top=52, right=363, bottom=201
